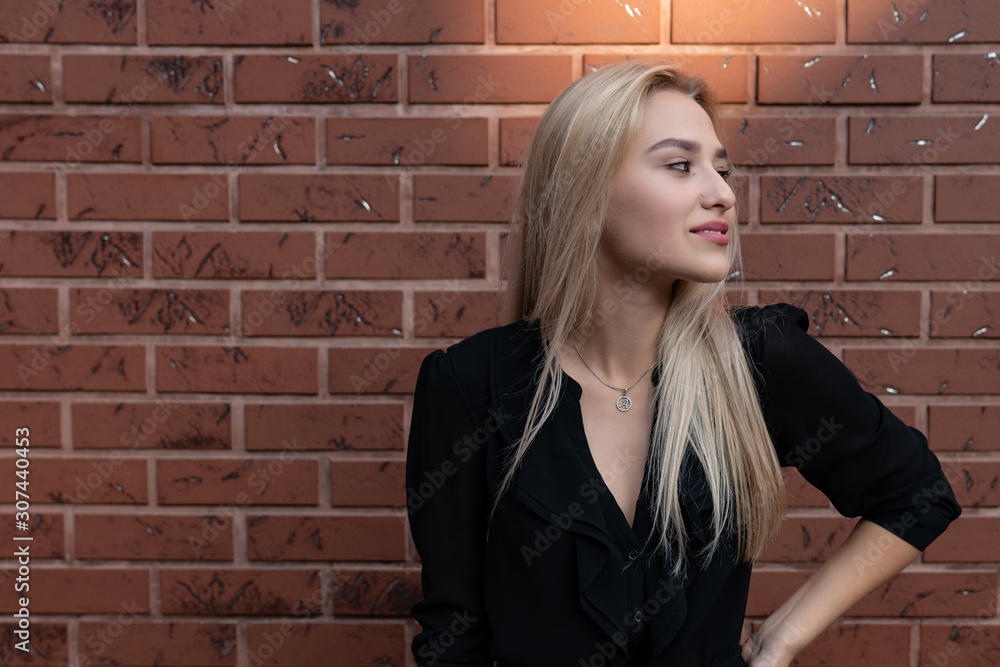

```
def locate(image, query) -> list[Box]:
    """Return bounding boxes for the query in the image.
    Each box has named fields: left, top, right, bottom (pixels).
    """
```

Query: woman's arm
left=406, top=349, right=494, bottom=666
left=741, top=518, right=920, bottom=666
left=739, top=303, right=962, bottom=666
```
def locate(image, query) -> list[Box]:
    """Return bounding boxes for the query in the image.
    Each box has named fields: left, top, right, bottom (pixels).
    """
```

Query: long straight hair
left=494, top=60, right=786, bottom=576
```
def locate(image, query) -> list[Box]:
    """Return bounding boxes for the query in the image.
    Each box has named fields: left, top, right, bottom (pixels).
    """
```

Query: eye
left=717, top=167, right=733, bottom=181
left=665, top=160, right=692, bottom=173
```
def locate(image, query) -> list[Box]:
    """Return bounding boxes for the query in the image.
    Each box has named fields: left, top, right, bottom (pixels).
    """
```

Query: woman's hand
left=739, top=520, right=922, bottom=667
left=740, top=624, right=796, bottom=667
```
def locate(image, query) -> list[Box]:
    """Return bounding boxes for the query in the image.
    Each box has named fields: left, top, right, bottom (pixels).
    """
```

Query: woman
left=404, top=61, right=961, bottom=667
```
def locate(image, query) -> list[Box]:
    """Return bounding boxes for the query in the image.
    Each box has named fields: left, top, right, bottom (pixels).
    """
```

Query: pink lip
left=689, top=221, right=729, bottom=233
left=692, top=230, right=729, bottom=245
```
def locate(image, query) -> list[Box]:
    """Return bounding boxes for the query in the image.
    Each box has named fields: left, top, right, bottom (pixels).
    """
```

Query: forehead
left=636, top=90, right=721, bottom=147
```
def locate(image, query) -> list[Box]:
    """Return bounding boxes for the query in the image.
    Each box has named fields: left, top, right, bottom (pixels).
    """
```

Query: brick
left=0, top=344, right=144, bottom=391
left=758, top=516, right=857, bottom=562
left=672, top=0, right=835, bottom=44
left=0, top=457, right=146, bottom=503
left=329, top=459, right=405, bottom=507
left=152, top=115, right=316, bottom=165
left=749, top=570, right=997, bottom=617
left=73, top=401, right=231, bottom=449
left=153, top=232, right=316, bottom=280
left=938, top=457, right=1000, bottom=507
left=414, top=174, right=516, bottom=222
left=162, top=569, right=321, bottom=615
left=76, top=514, right=232, bottom=560
left=738, top=233, right=835, bottom=280
left=157, top=458, right=319, bottom=505
left=247, top=622, right=405, bottom=667
left=930, top=290, right=1000, bottom=339
left=846, top=233, right=1000, bottom=282
left=0, top=54, right=51, bottom=103
left=850, top=115, right=1000, bottom=164
left=247, top=514, right=405, bottom=560
left=758, top=54, right=924, bottom=104
left=934, top=53, right=1000, bottom=102
left=408, top=55, right=573, bottom=104
left=0, top=114, right=139, bottom=162
left=327, top=117, right=488, bottom=166
left=498, top=0, right=659, bottom=44
left=723, top=116, right=836, bottom=166
left=414, top=289, right=502, bottom=338
left=235, top=54, right=396, bottom=103
left=922, top=624, right=1000, bottom=666
left=0, top=172, right=55, bottom=219
left=0, top=623, right=65, bottom=663
left=70, top=288, right=230, bottom=336
left=731, top=175, right=751, bottom=225
left=330, top=346, right=439, bottom=395
left=245, top=403, right=404, bottom=451
left=240, top=290, right=402, bottom=337
left=148, top=0, right=310, bottom=45
left=847, top=0, right=1000, bottom=44
left=889, top=404, right=918, bottom=427
left=500, top=116, right=540, bottom=166
left=929, top=406, right=1000, bottom=451
left=0, top=288, right=59, bottom=334
left=0, top=568, right=148, bottom=613
left=0, top=1, right=137, bottom=44
left=758, top=290, right=923, bottom=337
left=935, top=174, right=1000, bottom=222
left=157, top=346, right=317, bottom=394
left=924, top=517, right=1000, bottom=562
left=238, top=174, right=398, bottom=222
left=63, top=55, right=223, bottom=104
left=326, top=232, right=486, bottom=280
left=754, top=620, right=911, bottom=665
left=762, top=175, right=923, bottom=224
left=0, top=514, right=63, bottom=557
left=0, top=402, right=60, bottom=448
left=78, top=622, right=236, bottom=667
left=330, top=567, right=421, bottom=616
left=584, top=54, right=749, bottom=103
left=321, top=0, right=484, bottom=45
left=782, top=468, right=832, bottom=508
left=69, top=173, right=227, bottom=222
left=844, top=348, right=1000, bottom=395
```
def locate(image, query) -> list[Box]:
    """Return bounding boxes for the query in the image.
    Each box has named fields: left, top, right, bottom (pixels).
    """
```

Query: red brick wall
left=0, top=1, right=997, bottom=665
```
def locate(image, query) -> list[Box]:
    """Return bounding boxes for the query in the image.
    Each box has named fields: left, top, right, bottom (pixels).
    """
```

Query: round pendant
left=616, top=395, right=632, bottom=412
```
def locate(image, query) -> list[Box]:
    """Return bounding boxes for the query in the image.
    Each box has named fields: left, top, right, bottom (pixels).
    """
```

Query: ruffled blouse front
left=559, top=368, right=751, bottom=667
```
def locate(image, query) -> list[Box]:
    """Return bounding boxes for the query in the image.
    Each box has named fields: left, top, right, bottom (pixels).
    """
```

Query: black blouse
left=404, top=302, right=961, bottom=667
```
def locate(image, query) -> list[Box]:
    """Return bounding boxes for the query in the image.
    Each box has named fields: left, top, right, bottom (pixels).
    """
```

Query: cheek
left=616, top=177, right=674, bottom=222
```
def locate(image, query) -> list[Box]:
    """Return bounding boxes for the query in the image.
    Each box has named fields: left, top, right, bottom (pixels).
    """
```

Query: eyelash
left=667, top=161, right=733, bottom=181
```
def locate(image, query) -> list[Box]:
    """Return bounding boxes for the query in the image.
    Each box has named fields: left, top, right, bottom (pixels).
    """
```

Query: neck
left=569, top=282, right=672, bottom=388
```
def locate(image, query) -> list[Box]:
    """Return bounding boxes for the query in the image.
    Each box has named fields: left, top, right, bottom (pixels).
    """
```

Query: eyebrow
left=646, top=138, right=728, bottom=160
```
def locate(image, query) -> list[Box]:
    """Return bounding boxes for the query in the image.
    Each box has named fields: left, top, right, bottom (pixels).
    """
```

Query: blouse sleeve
left=752, top=302, right=961, bottom=551
left=405, top=348, right=493, bottom=666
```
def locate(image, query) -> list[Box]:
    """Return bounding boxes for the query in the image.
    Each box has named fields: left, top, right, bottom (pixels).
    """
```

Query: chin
left=690, top=265, right=732, bottom=284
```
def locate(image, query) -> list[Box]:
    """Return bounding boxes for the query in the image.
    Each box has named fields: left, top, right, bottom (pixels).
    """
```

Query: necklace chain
left=571, top=341, right=657, bottom=413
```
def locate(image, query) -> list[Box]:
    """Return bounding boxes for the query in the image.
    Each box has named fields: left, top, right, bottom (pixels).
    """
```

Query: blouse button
left=627, top=548, right=640, bottom=561
left=633, top=610, right=643, bottom=623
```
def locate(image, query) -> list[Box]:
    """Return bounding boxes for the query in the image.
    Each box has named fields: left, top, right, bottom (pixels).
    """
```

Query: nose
left=702, top=170, right=736, bottom=213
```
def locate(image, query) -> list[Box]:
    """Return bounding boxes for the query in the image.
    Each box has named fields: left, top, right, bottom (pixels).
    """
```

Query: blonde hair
left=494, top=60, right=786, bottom=576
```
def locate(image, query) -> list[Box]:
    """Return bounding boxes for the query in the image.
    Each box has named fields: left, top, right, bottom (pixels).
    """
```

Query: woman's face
left=601, top=89, right=736, bottom=290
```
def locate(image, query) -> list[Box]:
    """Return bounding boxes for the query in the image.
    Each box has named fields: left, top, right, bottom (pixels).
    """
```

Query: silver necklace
left=572, top=341, right=657, bottom=412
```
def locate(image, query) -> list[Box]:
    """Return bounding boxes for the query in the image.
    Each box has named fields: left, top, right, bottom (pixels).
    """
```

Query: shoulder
left=727, top=301, right=809, bottom=333
left=727, top=302, right=811, bottom=360
left=417, top=318, right=534, bottom=404
left=427, top=318, right=531, bottom=368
